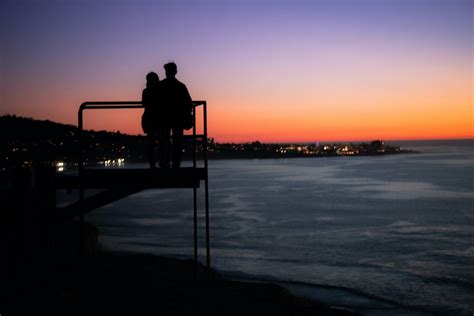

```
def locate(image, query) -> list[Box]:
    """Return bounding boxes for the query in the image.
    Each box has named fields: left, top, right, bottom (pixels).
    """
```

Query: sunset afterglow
left=1, top=0, right=472, bottom=142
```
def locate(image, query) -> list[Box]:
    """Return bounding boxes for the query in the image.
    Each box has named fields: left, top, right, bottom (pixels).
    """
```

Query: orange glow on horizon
left=77, top=96, right=472, bottom=143
left=2, top=0, right=472, bottom=143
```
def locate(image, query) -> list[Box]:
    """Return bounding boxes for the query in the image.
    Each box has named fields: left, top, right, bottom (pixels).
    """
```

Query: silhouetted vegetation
left=0, top=115, right=148, bottom=169
left=0, top=115, right=415, bottom=171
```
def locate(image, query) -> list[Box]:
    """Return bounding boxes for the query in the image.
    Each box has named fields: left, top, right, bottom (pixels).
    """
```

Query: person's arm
left=142, top=89, right=148, bottom=109
left=182, top=85, right=193, bottom=114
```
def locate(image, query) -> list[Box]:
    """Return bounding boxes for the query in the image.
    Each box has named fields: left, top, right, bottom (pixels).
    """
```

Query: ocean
left=76, top=140, right=473, bottom=315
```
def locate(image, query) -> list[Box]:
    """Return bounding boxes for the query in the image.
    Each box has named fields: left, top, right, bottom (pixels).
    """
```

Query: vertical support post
left=35, top=167, right=56, bottom=287
left=203, top=101, right=211, bottom=284
left=192, top=104, right=197, bottom=168
left=36, top=167, right=56, bottom=253
left=78, top=106, right=85, bottom=255
left=192, top=105, right=198, bottom=283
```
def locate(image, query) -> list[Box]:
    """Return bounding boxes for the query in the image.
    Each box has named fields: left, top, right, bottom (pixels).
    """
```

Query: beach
left=3, top=220, right=355, bottom=315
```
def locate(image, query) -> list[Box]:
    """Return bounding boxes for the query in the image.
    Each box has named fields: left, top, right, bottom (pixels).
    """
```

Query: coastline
left=222, top=273, right=436, bottom=316
left=6, top=252, right=357, bottom=315
left=3, top=220, right=355, bottom=315
left=4, top=211, right=461, bottom=315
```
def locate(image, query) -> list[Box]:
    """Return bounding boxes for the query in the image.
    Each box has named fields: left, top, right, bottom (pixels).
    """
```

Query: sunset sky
left=1, top=0, right=472, bottom=142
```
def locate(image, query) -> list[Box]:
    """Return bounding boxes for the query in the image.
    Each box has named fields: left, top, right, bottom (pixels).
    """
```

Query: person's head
left=164, top=62, right=177, bottom=78
left=146, top=72, right=159, bottom=87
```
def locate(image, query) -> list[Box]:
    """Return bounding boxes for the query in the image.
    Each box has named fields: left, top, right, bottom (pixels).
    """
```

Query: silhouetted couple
left=142, top=62, right=193, bottom=168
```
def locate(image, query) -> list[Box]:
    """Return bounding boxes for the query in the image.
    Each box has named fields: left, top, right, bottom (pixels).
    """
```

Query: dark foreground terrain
left=2, top=221, right=355, bottom=316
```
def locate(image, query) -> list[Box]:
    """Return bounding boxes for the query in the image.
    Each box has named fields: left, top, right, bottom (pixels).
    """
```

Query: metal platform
left=74, top=100, right=211, bottom=283
left=56, top=167, right=207, bottom=189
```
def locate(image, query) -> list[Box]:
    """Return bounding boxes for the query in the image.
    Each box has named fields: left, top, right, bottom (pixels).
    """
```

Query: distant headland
left=0, top=115, right=415, bottom=171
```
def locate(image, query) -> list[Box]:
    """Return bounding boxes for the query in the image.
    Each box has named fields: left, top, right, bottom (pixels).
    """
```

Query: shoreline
left=222, top=272, right=436, bottom=316
left=0, top=220, right=454, bottom=316
left=93, top=240, right=437, bottom=316
left=199, top=264, right=437, bottom=316
left=98, top=241, right=440, bottom=316
left=3, top=219, right=356, bottom=315
left=5, top=248, right=358, bottom=315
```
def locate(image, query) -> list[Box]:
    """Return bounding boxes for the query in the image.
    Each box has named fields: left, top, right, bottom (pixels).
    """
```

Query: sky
left=1, top=0, right=472, bottom=142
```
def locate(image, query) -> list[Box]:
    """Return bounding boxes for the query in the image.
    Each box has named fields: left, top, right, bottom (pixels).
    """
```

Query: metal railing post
left=78, top=105, right=85, bottom=255
left=192, top=105, right=198, bottom=283
left=203, top=101, right=211, bottom=284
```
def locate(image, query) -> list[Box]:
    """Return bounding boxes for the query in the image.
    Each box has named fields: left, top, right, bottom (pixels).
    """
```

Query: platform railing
left=77, top=100, right=210, bottom=282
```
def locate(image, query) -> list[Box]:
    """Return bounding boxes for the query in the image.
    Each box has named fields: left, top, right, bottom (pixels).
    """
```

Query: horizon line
left=2, top=113, right=473, bottom=144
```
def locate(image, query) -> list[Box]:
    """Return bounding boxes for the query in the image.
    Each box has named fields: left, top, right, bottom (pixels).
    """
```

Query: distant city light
left=103, top=158, right=125, bottom=166
left=55, top=161, right=65, bottom=172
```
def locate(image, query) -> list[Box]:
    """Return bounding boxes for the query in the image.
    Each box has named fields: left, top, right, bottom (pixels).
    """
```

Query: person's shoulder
left=175, top=79, right=188, bottom=89
left=175, top=78, right=185, bottom=85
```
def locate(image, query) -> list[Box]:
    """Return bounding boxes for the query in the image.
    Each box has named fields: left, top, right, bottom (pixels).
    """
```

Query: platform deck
left=55, top=167, right=206, bottom=189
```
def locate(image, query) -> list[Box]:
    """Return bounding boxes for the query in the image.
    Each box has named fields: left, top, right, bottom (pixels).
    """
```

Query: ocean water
left=81, top=140, right=473, bottom=315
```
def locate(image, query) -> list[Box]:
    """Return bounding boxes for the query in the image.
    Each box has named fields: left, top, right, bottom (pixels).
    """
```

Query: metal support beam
left=76, top=100, right=210, bottom=285
left=203, top=101, right=211, bottom=284
left=192, top=106, right=198, bottom=283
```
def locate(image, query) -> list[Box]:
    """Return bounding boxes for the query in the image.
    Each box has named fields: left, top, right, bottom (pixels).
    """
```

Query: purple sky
left=1, top=0, right=472, bottom=141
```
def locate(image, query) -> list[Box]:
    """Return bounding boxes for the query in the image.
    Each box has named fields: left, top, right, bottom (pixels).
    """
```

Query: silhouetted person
left=141, top=72, right=161, bottom=168
left=159, top=62, right=193, bottom=168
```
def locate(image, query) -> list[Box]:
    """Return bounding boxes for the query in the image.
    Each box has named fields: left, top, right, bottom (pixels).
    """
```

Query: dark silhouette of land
left=0, top=115, right=415, bottom=174
left=3, top=237, right=354, bottom=315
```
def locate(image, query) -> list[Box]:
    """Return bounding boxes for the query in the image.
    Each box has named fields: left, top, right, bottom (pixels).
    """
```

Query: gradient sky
left=1, top=0, right=472, bottom=142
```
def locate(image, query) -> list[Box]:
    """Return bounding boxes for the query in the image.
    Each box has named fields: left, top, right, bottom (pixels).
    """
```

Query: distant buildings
left=0, top=115, right=413, bottom=172
left=206, top=139, right=408, bottom=159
